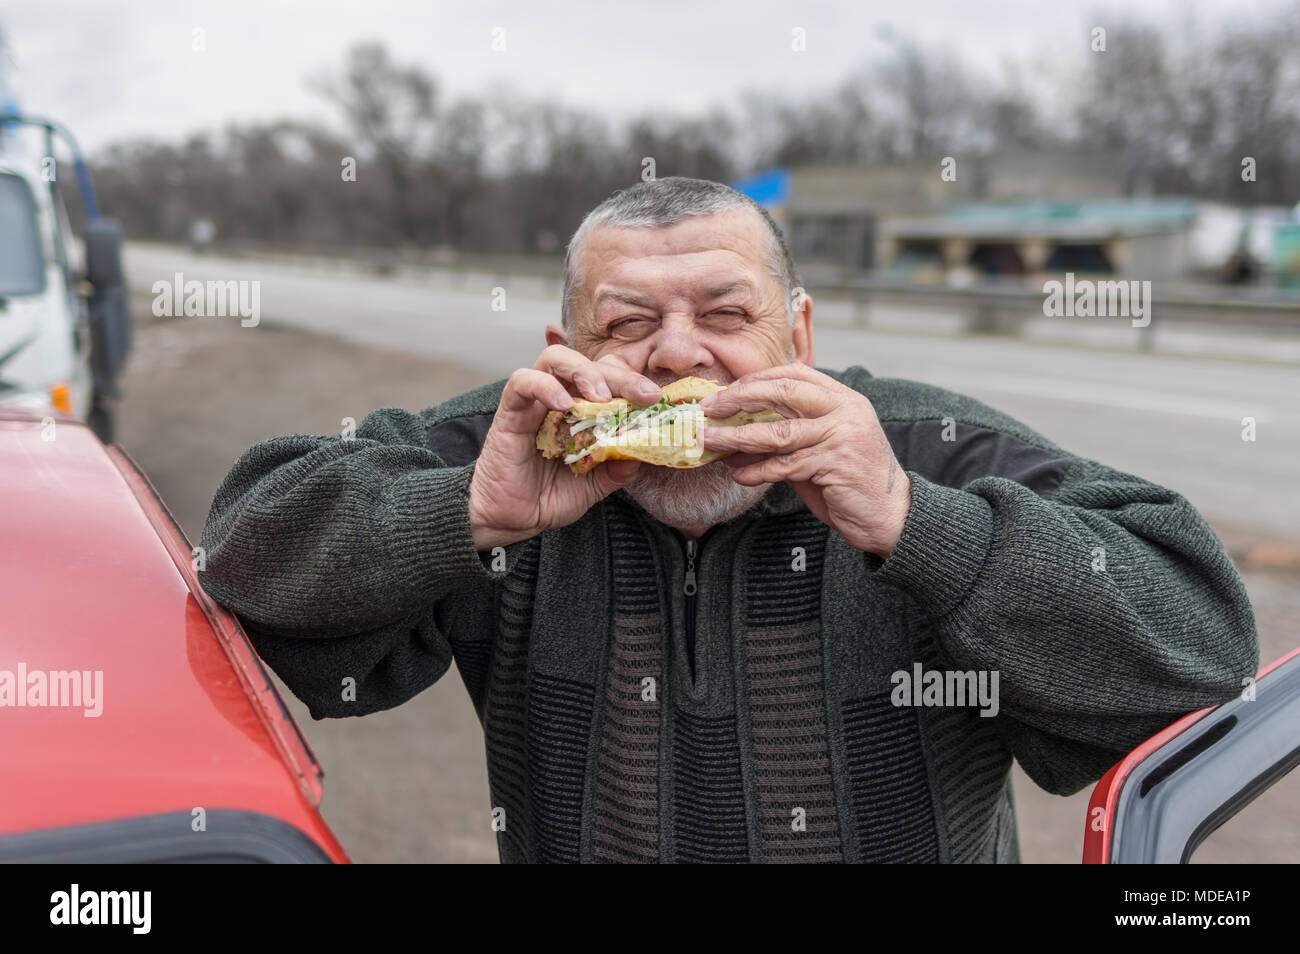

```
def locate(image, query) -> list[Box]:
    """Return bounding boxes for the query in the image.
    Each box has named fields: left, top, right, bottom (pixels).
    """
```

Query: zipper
left=684, top=538, right=698, bottom=597
left=683, top=537, right=698, bottom=681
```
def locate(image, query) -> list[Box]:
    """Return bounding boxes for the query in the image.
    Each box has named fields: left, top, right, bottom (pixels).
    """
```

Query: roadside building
left=884, top=198, right=1199, bottom=284
left=735, top=153, right=1295, bottom=287
left=736, top=150, right=1127, bottom=280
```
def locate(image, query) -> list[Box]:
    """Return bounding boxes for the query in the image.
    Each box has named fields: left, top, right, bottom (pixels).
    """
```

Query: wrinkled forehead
left=575, top=207, right=774, bottom=308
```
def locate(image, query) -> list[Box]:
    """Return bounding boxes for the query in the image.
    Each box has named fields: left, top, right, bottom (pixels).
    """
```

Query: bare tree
left=86, top=12, right=1300, bottom=254
left=310, top=41, right=441, bottom=244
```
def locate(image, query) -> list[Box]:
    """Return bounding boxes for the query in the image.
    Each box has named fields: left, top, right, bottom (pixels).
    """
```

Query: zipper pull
left=684, top=538, right=697, bottom=596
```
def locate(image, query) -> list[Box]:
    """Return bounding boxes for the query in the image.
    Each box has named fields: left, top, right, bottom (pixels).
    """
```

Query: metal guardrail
left=137, top=242, right=1300, bottom=350
left=809, top=278, right=1300, bottom=350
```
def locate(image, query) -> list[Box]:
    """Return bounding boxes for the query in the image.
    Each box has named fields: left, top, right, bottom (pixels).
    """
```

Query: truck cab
left=0, top=111, right=131, bottom=442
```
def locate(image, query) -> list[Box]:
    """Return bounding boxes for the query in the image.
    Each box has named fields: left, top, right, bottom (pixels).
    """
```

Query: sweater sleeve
left=867, top=459, right=1260, bottom=797
left=197, top=405, right=512, bottom=720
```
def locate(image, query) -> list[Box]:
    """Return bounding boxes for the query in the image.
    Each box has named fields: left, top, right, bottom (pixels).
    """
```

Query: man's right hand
left=467, top=346, right=663, bottom=551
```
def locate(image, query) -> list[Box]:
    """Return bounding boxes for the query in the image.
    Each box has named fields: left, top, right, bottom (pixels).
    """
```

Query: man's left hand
left=700, top=364, right=910, bottom=559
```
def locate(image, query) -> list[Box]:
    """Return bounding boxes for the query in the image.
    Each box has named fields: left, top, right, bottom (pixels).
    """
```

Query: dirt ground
left=115, top=303, right=1300, bottom=863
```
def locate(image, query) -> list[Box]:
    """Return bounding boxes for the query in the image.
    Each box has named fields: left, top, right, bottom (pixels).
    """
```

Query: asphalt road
left=115, top=247, right=1300, bottom=863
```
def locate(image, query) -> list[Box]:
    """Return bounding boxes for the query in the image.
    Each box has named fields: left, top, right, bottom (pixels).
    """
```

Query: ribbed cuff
left=390, top=460, right=527, bottom=590
left=867, top=471, right=994, bottom=619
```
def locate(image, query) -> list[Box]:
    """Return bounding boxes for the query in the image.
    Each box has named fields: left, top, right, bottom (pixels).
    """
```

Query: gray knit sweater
left=197, top=365, right=1259, bottom=863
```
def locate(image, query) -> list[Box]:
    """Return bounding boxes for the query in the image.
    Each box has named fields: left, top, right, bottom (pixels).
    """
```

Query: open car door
left=1084, top=647, right=1300, bottom=863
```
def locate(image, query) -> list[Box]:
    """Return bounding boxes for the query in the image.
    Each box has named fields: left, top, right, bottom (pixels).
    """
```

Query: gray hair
left=561, top=176, right=802, bottom=340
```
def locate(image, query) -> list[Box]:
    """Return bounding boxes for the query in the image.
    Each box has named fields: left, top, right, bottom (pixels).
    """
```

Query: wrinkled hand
left=700, top=363, right=910, bottom=559
left=467, top=346, right=663, bottom=551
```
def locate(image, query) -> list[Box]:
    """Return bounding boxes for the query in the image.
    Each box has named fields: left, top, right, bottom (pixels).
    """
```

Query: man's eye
left=608, top=317, right=656, bottom=339
left=703, top=310, right=748, bottom=329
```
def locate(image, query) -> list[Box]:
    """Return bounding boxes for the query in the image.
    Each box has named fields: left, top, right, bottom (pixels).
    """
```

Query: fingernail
left=555, top=390, right=574, bottom=409
left=595, top=381, right=612, bottom=400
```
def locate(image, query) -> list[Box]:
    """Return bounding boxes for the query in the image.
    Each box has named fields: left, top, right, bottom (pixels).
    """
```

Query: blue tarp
left=731, top=168, right=790, bottom=207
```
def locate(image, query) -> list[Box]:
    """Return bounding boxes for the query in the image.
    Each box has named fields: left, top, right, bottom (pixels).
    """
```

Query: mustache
left=644, top=370, right=734, bottom=388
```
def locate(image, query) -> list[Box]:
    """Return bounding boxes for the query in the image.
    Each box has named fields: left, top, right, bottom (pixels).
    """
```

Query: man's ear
left=545, top=322, right=570, bottom=348
left=792, top=292, right=815, bottom=366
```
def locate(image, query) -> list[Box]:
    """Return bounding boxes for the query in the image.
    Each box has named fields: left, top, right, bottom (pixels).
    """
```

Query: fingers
left=534, top=345, right=662, bottom=404
left=597, top=356, right=664, bottom=404
left=495, top=367, right=576, bottom=435
left=727, top=447, right=826, bottom=486
left=704, top=417, right=828, bottom=486
left=588, top=458, right=642, bottom=493
left=701, top=376, right=839, bottom=420
left=496, top=346, right=664, bottom=440
left=718, top=451, right=765, bottom=469
left=736, top=362, right=843, bottom=391
left=567, top=458, right=642, bottom=505
left=702, top=417, right=829, bottom=454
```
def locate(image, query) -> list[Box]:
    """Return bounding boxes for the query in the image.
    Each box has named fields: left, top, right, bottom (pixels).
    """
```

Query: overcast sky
left=1, top=0, right=1289, bottom=155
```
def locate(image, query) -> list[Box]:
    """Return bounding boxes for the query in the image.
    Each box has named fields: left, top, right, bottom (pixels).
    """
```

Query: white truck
left=0, top=109, right=131, bottom=442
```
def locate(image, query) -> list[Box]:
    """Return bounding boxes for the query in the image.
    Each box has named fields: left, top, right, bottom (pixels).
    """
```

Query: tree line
left=86, top=10, right=1300, bottom=255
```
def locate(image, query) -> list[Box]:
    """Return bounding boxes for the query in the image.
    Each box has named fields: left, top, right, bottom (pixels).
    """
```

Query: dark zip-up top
left=196, top=365, right=1259, bottom=863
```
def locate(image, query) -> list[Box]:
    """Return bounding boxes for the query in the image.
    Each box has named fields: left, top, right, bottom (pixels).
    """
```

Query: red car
left=0, top=406, right=348, bottom=863
left=0, top=403, right=1293, bottom=864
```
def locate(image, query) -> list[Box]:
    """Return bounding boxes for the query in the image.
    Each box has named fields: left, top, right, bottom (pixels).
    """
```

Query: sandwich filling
left=561, top=397, right=707, bottom=466
left=535, top=376, right=782, bottom=474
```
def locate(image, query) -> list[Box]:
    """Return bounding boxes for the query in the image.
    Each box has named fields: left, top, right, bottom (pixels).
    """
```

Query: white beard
left=626, top=460, right=770, bottom=531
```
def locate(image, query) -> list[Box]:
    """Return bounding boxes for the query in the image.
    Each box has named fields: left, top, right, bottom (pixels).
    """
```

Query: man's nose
left=647, top=316, right=712, bottom=377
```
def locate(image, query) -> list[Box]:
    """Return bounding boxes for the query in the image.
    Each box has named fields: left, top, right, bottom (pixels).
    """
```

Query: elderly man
left=198, top=176, right=1258, bottom=864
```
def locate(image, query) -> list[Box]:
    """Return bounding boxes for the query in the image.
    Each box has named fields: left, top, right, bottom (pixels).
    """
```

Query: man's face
left=564, top=207, right=811, bottom=382
left=548, top=207, right=814, bottom=533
